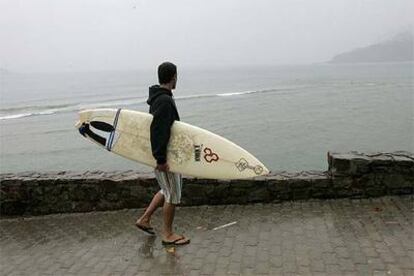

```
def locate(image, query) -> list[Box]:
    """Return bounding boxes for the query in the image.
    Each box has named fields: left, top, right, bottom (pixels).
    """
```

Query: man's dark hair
left=158, top=62, right=177, bottom=84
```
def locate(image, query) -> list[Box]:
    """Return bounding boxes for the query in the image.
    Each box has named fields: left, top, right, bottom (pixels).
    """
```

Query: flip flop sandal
left=135, top=223, right=155, bottom=235
left=162, top=236, right=191, bottom=246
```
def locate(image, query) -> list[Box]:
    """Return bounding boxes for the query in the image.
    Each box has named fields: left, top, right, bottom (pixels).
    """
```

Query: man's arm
left=150, top=99, right=175, bottom=169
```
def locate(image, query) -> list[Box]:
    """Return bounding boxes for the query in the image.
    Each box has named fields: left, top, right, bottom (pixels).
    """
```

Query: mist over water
left=0, top=63, right=412, bottom=173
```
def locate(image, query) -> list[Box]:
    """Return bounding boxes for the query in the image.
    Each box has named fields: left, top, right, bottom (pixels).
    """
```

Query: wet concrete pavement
left=1, top=195, right=413, bottom=276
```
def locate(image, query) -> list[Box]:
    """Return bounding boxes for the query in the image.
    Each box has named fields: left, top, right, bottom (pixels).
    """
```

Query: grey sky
left=0, top=0, right=413, bottom=72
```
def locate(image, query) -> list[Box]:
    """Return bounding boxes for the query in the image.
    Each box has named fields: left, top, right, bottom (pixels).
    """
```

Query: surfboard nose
left=256, top=164, right=270, bottom=176
left=262, top=167, right=270, bottom=176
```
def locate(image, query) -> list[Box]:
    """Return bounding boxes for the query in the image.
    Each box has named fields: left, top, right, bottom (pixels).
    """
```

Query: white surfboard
left=75, top=108, right=269, bottom=179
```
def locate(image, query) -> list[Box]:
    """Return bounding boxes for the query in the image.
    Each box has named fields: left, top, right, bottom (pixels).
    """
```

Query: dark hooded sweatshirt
left=147, top=85, right=180, bottom=165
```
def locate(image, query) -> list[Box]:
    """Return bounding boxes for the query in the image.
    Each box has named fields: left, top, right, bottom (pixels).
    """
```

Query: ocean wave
left=0, top=87, right=287, bottom=121
left=0, top=103, right=74, bottom=113
left=0, top=95, right=143, bottom=113
left=218, top=92, right=249, bottom=97
left=0, top=97, right=147, bottom=121
left=217, top=88, right=276, bottom=97
left=0, top=113, right=34, bottom=120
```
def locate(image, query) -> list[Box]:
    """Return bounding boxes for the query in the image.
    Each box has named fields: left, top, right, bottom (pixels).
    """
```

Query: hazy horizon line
left=4, top=61, right=414, bottom=75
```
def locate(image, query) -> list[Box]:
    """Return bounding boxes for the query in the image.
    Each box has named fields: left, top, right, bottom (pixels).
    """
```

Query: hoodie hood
left=147, top=85, right=172, bottom=105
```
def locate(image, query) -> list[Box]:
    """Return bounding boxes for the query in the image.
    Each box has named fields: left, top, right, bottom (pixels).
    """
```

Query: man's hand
left=78, top=123, right=90, bottom=137
left=156, top=162, right=169, bottom=172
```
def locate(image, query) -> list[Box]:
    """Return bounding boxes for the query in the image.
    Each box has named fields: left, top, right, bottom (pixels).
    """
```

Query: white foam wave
left=0, top=113, right=34, bottom=120
left=217, top=91, right=255, bottom=97
left=0, top=98, right=147, bottom=121
left=0, top=88, right=284, bottom=121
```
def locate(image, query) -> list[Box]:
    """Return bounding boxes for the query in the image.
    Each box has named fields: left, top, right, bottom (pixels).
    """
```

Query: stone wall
left=1, top=151, right=413, bottom=216
left=328, top=151, right=414, bottom=197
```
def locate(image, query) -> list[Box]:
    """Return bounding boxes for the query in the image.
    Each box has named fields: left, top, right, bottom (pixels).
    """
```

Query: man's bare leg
left=162, top=202, right=190, bottom=244
left=136, top=190, right=164, bottom=228
left=162, top=202, right=175, bottom=238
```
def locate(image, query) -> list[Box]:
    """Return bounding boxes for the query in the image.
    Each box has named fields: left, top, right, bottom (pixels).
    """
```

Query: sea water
left=0, top=63, right=412, bottom=173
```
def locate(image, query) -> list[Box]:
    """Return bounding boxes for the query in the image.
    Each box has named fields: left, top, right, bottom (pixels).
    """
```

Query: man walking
left=136, top=62, right=190, bottom=246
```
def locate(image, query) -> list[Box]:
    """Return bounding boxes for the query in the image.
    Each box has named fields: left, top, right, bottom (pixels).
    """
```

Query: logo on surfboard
left=204, top=147, right=219, bottom=163
left=194, top=144, right=202, bottom=162
left=236, top=158, right=264, bottom=175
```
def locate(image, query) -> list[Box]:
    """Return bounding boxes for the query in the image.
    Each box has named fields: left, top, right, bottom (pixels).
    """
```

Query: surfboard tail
left=74, top=120, right=82, bottom=129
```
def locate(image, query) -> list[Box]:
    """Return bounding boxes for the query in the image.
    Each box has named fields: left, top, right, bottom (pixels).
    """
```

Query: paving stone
left=403, top=269, right=414, bottom=276
left=326, top=264, right=341, bottom=274
left=0, top=195, right=412, bottom=275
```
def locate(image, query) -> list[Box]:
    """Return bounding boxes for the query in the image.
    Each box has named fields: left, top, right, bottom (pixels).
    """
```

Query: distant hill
left=329, top=32, right=413, bottom=63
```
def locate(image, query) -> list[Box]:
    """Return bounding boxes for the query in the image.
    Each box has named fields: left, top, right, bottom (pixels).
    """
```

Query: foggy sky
left=0, top=0, right=413, bottom=72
